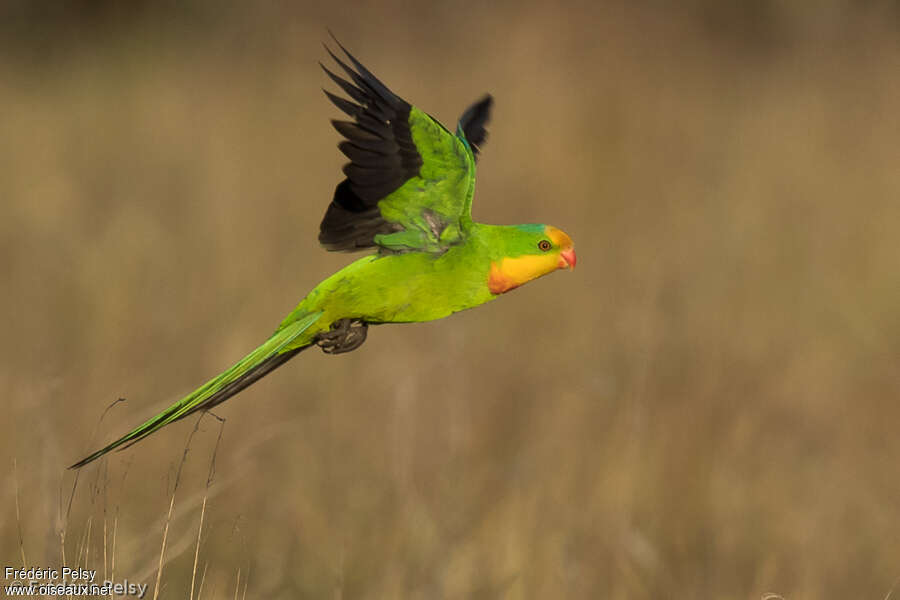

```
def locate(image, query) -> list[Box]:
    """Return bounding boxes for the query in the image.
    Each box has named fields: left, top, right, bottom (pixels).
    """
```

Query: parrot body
left=286, top=222, right=571, bottom=334
left=70, top=38, right=575, bottom=469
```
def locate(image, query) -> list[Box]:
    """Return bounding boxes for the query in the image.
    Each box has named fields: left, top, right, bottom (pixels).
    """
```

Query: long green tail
left=70, top=311, right=323, bottom=469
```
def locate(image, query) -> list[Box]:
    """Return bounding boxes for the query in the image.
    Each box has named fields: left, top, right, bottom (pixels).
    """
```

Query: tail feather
left=70, top=311, right=323, bottom=469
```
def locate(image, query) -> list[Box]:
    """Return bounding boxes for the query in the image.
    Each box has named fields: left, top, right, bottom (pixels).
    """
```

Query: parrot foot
left=315, top=318, right=368, bottom=354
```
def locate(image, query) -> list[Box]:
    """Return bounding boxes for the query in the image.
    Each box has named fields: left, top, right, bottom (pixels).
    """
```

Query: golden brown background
left=2, top=1, right=899, bottom=598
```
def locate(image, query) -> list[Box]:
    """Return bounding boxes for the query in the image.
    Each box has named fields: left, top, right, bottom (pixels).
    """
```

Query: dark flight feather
left=323, top=90, right=364, bottom=118
left=331, top=120, right=379, bottom=142
left=458, top=95, right=493, bottom=159
left=320, top=63, right=369, bottom=105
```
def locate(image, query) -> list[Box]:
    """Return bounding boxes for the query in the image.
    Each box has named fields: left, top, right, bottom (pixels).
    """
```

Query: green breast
left=298, top=241, right=496, bottom=325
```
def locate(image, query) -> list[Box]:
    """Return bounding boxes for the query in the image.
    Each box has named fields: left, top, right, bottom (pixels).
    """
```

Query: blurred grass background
left=2, top=1, right=899, bottom=597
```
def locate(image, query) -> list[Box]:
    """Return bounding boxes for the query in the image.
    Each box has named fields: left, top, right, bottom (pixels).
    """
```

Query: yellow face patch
left=545, top=226, right=574, bottom=249
left=488, top=254, right=562, bottom=294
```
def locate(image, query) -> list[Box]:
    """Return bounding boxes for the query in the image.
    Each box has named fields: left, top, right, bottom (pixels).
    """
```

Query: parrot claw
left=315, top=318, right=368, bottom=354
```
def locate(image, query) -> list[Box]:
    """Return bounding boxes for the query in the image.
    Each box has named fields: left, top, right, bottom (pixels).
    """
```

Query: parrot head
left=488, top=224, right=576, bottom=294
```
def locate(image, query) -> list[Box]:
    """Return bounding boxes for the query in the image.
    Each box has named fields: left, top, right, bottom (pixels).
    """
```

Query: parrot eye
left=538, top=239, right=552, bottom=251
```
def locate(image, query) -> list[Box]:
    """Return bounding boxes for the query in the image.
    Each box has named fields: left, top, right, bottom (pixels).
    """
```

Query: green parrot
left=70, top=39, right=576, bottom=469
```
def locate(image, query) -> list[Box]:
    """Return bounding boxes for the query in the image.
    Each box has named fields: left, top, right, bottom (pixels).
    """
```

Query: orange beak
left=560, top=248, right=577, bottom=269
